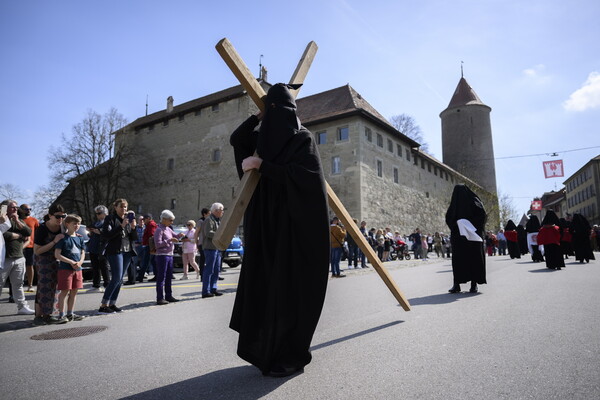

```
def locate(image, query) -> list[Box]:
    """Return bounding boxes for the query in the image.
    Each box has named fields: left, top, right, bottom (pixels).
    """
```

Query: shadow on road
left=120, top=365, right=290, bottom=400
left=310, top=320, right=403, bottom=352
left=408, top=291, right=481, bottom=306
left=528, top=268, right=556, bottom=273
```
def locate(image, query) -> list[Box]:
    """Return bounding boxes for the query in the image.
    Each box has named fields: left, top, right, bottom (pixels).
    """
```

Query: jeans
left=330, top=247, right=343, bottom=275
left=202, top=249, right=221, bottom=295
left=347, top=243, right=359, bottom=267
left=103, top=252, right=133, bottom=305
left=155, top=255, right=173, bottom=301
left=138, top=246, right=155, bottom=279
left=498, top=240, right=507, bottom=256
left=0, top=257, right=28, bottom=310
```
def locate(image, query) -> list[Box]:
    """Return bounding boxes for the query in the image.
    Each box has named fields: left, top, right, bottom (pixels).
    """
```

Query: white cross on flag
left=543, top=160, right=564, bottom=178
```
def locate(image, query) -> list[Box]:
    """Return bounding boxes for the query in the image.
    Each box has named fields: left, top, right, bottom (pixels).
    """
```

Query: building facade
left=108, top=81, right=499, bottom=235
left=564, top=155, right=600, bottom=225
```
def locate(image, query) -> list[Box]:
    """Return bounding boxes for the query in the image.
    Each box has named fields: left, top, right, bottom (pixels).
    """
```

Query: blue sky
left=1, top=0, right=599, bottom=217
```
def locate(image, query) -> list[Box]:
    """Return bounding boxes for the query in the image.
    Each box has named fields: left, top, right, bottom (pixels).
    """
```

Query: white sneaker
left=180, top=276, right=189, bottom=280
left=99, top=287, right=105, bottom=292
left=17, top=305, right=35, bottom=315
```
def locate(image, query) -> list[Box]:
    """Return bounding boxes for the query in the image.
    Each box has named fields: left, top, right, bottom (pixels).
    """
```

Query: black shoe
left=124, top=281, right=135, bottom=286
left=46, top=315, right=68, bottom=324
left=136, top=278, right=144, bottom=283
left=109, top=305, right=123, bottom=312
left=265, top=365, right=304, bottom=378
left=338, top=273, right=346, bottom=278
left=8, top=296, right=14, bottom=303
left=211, top=291, right=223, bottom=296
left=98, top=306, right=116, bottom=314
left=218, top=276, right=225, bottom=280
left=149, top=277, right=157, bottom=282
left=156, top=299, right=169, bottom=305
left=165, top=297, right=179, bottom=302
left=202, top=293, right=215, bottom=298
left=469, top=284, right=478, bottom=293
left=448, top=285, right=461, bottom=293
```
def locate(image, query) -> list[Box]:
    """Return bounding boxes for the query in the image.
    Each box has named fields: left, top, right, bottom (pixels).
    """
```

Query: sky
left=1, top=0, right=599, bottom=217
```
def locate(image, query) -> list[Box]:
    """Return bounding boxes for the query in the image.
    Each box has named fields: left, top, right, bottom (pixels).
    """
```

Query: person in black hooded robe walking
left=571, top=213, right=595, bottom=263
left=517, top=224, right=528, bottom=255
left=537, top=210, right=565, bottom=270
left=445, top=184, right=487, bottom=293
left=229, top=83, right=330, bottom=377
left=504, top=220, right=520, bottom=259
left=558, top=217, right=574, bottom=259
left=525, top=215, right=544, bottom=262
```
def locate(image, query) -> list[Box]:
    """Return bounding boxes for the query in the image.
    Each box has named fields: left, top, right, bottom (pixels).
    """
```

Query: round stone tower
left=440, top=77, right=497, bottom=194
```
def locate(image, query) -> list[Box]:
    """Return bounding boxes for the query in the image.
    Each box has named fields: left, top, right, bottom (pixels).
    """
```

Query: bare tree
left=498, top=190, right=518, bottom=229
left=0, top=183, right=25, bottom=201
left=389, top=114, right=429, bottom=153
left=30, top=183, right=65, bottom=219
left=48, top=108, right=135, bottom=223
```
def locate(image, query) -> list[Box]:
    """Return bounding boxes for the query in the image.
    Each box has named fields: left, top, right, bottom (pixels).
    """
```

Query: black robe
left=504, top=220, right=521, bottom=259
left=445, top=184, right=487, bottom=285
left=229, top=99, right=330, bottom=373
left=538, top=211, right=565, bottom=270
left=525, top=215, right=544, bottom=262
left=571, top=213, right=595, bottom=263
left=517, top=225, right=528, bottom=255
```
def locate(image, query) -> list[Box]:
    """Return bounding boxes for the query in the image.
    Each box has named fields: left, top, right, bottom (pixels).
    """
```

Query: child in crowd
left=54, top=214, right=86, bottom=321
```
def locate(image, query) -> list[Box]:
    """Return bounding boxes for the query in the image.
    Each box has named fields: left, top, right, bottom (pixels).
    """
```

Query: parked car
left=223, top=236, right=244, bottom=268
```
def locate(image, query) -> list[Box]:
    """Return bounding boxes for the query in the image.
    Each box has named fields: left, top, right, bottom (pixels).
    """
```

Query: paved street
left=1, top=254, right=599, bottom=400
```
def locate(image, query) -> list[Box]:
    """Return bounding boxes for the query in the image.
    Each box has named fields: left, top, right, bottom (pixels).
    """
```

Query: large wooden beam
left=213, top=38, right=410, bottom=311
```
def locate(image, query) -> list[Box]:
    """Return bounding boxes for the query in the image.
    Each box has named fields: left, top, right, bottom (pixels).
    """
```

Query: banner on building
left=543, top=160, right=564, bottom=178
left=531, top=200, right=542, bottom=211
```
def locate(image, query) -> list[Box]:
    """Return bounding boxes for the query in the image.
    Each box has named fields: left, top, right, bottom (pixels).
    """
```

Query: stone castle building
left=110, top=77, right=498, bottom=235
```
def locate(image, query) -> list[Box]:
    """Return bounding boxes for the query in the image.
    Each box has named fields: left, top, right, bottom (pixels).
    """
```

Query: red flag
left=531, top=200, right=542, bottom=211
left=543, top=160, right=564, bottom=178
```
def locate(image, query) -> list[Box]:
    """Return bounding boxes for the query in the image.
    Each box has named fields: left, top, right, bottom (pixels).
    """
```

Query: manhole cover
left=31, top=325, right=108, bottom=340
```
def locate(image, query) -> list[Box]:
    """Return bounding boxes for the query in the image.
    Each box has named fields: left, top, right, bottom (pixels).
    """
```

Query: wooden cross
left=214, top=38, right=411, bottom=311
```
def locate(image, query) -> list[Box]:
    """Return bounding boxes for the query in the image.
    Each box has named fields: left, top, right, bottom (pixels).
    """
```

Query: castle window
left=387, top=139, right=393, bottom=153
left=376, top=134, right=383, bottom=148
left=195, top=109, right=202, bottom=116
left=365, top=127, right=372, bottom=142
left=397, top=144, right=402, bottom=157
left=163, top=119, right=169, bottom=127
left=376, top=160, right=383, bottom=178
left=171, top=199, right=177, bottom=209
left=178, top=114, right=185, bottom=122
left=167, top=158, right=174, bottom=170
left=332, top=156, right=341, bottom=175
left=148, top=124, right=154, bottom=131
left=426, top=192, right=430, bottom=198
left=406, top=148, right=411, bottom=161
left=211, top=104, right=219, bottom=112
left=421, top=159, right=425, bottom=169
left=427, top=163, right=431, bottom=173
left=337, top=126, right=349, bottom=142
left=317, top=131, right=327, bottom=145
left=393, top=167, right=399, bottom=184
left=212, top=149, right=221, bottom=162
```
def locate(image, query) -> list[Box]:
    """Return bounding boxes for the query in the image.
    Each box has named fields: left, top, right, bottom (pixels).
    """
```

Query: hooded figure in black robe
left=525, top=215, right=544, bottom=262
left=537, top=210, right=565, bottom=270
left=229, top=83, right=330, bottom=377
left=504, top=220, right=520, bottom=259
left=558, top=218, right=574, bottom=259
left=571, top=213, right=595, bottom=263
left=517, top=224, right=528, bottom=255
left=445, top=184, right=487, bottom=293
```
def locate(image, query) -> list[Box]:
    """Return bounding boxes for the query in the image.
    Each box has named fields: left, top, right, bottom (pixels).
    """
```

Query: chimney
left=166, top=96, right=174, bottom=113
left=260, top=66, right=268, bottom=82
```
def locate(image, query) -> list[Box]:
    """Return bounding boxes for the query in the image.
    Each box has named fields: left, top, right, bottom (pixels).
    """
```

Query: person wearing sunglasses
left=18, top=204, right=39, bottom=293
left=32, top=204, right=68, bottom=325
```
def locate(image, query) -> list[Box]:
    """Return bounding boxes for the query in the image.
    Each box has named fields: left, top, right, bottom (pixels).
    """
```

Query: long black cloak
left=538, top=210, right=565, bottom=270
left=504, top=220, right=521, bottom=259
left=445, top=184, right=487, bottom=285
left=229, top=84, right=330, bottom=374
left=558, top=218, right=574, bottom=257
left=525, top=215, right=544, bottom=262
left=517, top=225, right=528, bottom=255
left=571, top=213, right=595, bottom=263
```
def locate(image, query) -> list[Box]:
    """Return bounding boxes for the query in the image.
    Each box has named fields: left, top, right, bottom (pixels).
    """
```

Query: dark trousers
left=155, top=255, right=173, bottom=301
left=90, top=253, right=110, bottom=288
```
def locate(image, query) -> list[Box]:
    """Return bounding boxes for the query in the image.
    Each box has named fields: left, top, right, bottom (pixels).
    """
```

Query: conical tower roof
left=445, top=77, right=487, bottom=109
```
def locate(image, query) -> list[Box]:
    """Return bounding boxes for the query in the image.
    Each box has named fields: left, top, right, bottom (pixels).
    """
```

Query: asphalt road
left=1, top=253, right=599, bottom=400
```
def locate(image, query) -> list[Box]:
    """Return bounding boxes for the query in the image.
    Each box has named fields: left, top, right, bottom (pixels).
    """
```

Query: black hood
left=257, top=83, right=302, bottom=162
left=505, top=220, right=517, bottom=231
left=541, top=210, right=560, bottom=226
left=525, top=215, right=541, bottom=232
